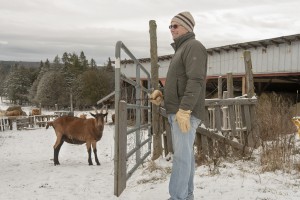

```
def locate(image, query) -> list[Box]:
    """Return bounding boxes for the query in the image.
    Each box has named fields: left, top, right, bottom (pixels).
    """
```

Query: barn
left=119, top=33, right=300, bottom=98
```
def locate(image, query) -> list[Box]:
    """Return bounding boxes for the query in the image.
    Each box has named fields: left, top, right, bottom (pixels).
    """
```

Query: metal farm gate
left=114, top=41, right=152, bottom=196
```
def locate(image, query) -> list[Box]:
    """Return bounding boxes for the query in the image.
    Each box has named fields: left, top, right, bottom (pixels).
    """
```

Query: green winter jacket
left=164, top=32, right=207, bottom=120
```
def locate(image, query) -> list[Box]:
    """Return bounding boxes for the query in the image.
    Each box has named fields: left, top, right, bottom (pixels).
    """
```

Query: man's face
left=169, top=22, right=188, bottom=40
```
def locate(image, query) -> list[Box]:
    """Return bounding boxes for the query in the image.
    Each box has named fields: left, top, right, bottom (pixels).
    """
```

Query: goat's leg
left=53, top=134, right=63, bottom=166
left=86, top=141, right=93, bottom=165
left=92, top=141, right=100, bottom=165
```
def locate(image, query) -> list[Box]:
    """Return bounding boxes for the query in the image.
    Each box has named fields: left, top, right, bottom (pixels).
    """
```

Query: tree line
left=0, top=51, right=114, bottom=110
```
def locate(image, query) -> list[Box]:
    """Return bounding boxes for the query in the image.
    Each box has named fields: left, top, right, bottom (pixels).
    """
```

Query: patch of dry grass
left=256, top=92, right=300, bottom=172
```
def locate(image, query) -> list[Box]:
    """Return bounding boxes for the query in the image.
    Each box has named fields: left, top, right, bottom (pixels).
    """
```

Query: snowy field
left=1, top=102, right=300, bottom=200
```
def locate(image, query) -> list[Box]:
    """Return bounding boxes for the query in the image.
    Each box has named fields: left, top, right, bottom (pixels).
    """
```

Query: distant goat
left=292, top=117, right=300, bottom=137
left=31, top=108, right=41, bottom=116
left=46, top=107, right=108, bottom=165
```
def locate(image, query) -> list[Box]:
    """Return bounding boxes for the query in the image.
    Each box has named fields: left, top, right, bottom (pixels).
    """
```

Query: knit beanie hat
left=171, top=11, right=195, bottom=32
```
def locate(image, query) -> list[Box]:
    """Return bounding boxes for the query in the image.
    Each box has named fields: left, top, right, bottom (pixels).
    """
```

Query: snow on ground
left=1, top=102, right=300, bottom=200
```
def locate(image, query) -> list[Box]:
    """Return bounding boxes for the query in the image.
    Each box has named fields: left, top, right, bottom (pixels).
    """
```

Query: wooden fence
left=0, top=114, right=59, bottom=131
left=159, top=95, right=258, bottom=159
left=0, top=110, right=75, bottom=132
left=195, top=97, right=258, bottom=159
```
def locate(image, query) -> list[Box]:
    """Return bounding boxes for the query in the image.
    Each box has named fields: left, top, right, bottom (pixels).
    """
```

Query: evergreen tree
left=45, top=59, right=50, bottom=71
left=79, top=51, right=88, bottom=71
left=35, top=71, right=69, bottom=107
left=106, top=57, right=114, bottom=72
left=4, top=67, right=32, bottom=104
left=90, top=58, right=97, bottom=69
left=52, top=55, right=62, bottom=71
left=0, top=65, right=11, bottom=98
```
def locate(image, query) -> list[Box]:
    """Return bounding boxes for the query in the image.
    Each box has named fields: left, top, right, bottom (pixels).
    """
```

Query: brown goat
left=5, top=110, right=21, bottom=116
left=46, top=108, right=108, bottom=165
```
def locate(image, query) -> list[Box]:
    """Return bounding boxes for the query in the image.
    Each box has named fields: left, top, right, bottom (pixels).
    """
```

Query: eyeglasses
left=169, top=24, right=181, bottom=29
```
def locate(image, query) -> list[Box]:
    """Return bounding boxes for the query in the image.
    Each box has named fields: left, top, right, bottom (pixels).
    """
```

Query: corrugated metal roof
left=118, top=33, right=300, bottom=64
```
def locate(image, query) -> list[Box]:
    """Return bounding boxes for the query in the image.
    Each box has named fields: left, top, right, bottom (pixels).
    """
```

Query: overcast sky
left=1, top=0, right=299, bottom=65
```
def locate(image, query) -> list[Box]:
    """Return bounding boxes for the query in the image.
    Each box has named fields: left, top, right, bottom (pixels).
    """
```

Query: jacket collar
left=171, top=32, right=195, bottom=51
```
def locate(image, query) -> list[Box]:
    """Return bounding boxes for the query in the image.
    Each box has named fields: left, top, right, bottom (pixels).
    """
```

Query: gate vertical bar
left=114, top=41, right=122, bottom=196
left=135, top=63, right=141, bottom=163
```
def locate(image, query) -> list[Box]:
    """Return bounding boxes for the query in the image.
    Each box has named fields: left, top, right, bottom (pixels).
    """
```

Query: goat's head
left=91, top=106, right=108, bottom=127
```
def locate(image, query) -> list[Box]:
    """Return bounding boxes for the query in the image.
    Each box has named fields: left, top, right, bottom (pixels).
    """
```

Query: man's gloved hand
left=175, top=109, right=192, bottom=133
left=150, top=90, right=163, bottom=106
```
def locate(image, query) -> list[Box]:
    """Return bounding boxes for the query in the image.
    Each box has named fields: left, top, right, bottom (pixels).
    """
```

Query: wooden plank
left=204, top=108, right=210, bottom=128
left=214, top=106, right=226, bottom=156
left=228, top=105, right=237, bottom=136
left=197, top=127, right=250, bottom=154
left=218, top=127, right=247, bottom=132
left=205, top=98, right=257, bottom=106
left=243, top=105, right=252, bottom=130
left=214, top=106, right=222, bottom=131
left=114, top=101, right=127, bottom=197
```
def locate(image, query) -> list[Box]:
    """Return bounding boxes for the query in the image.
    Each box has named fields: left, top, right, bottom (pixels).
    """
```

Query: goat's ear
left=90, top=113, right=96, bottom=118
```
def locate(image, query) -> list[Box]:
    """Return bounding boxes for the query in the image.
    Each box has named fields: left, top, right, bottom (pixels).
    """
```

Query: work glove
left=150, top=90, right=163, bottom=106
left=175, top=109, right=192, bottom=133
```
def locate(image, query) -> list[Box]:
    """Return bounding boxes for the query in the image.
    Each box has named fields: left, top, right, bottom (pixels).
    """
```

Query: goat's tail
left=46, top=122, right=54, bottom=129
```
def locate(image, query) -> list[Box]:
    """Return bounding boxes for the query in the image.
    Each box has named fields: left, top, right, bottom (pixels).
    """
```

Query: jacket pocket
left=177, top=76, right=187, bottom=97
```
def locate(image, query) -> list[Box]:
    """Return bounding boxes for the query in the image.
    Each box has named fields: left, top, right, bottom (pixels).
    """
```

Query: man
left=150, top=11, right=207, bottom=200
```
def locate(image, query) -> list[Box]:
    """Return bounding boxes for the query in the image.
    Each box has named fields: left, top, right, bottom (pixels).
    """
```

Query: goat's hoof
left=96, top=162, right=101, bottom=166
left=89, top=163, right=93, bottom=166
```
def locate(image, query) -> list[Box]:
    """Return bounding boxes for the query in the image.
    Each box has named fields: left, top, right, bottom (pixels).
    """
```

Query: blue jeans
left=168, top=114, right=201, bottom=200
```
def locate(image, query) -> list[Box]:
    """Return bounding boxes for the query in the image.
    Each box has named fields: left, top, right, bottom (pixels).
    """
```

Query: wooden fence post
left=149, top=20, right=162, bottom=160
left=227, top=73, right=233, bottom=98
left=243, top=51, right=259, bottom=148
left=243, top=51, right=255, bottom=98
left=218, top=76, right=222, bottom=99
